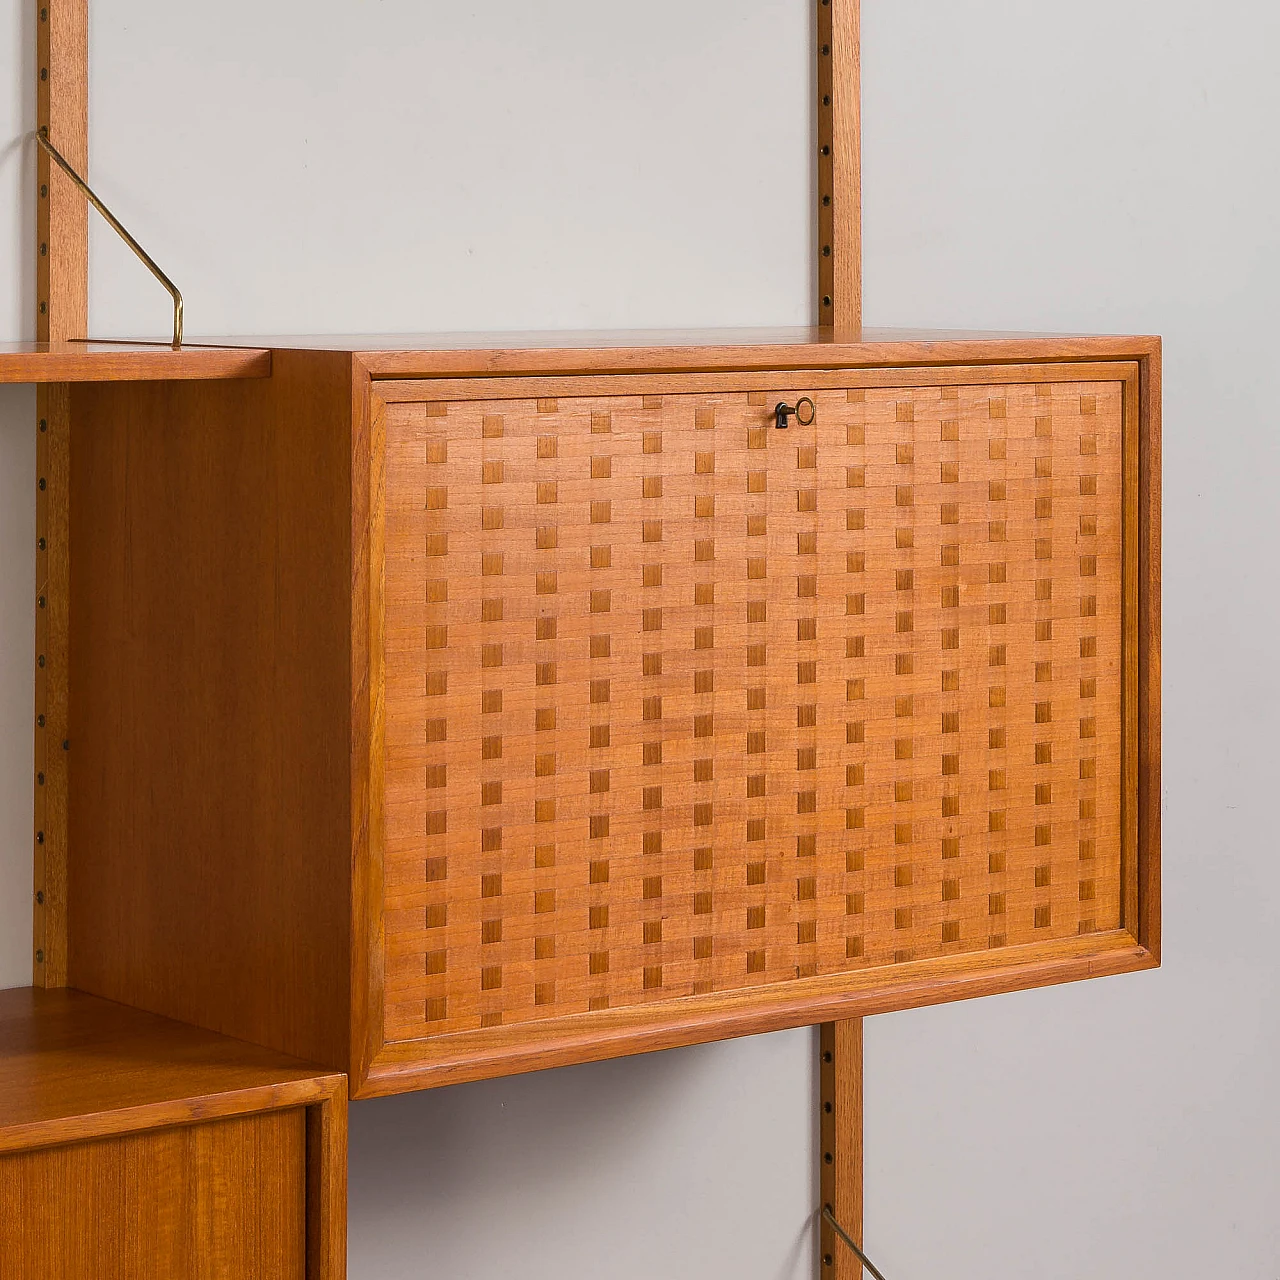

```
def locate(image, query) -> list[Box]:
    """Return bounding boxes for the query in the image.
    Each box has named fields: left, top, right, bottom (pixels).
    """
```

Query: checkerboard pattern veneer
left=380, top=379, right=1126, bottom=1041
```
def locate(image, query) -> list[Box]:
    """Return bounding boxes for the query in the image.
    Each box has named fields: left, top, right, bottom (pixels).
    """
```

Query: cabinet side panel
left=67, top=356, right=354, bottom=1070
left=1137, top=349, right=1161, bottom=958
left=305, top=1083, right=348, bottom=1280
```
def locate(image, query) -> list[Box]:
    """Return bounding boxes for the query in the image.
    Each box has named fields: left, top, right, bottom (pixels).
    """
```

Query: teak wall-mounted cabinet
left=60, top=330, right=1160, bottom=1098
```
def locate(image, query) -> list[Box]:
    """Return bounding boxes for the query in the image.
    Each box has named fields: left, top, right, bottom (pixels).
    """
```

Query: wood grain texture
left=817, top=0, right=860, bottom=333
left=32, top=0, right=87, bottom=987
left=380, top=380, right=1127, bottom=1040
left=0, top=1110, right=307, bottom=1280
left=820, top=1019, right=862, bottom=1280
left=353, top=354, right=1158, bottom=1094
left=0, top=341, right=272, bottom=383
left=0, top=988, right=343, bottom=1155
left=36, top=0, right=87, bottom=344
left=349, top=330, right=1159, bottom=378
left=374, top=360, right=1140, bottom=406
left=146, top=330, right=1161, bottom=377
left=352, top=376, right=388, bottom=1089
left=67, top=353, right=357, bottom=1071
left=365, top=930, right=1151, bottom=1094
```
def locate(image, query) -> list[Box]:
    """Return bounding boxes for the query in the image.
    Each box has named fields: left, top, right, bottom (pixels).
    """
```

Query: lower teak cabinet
left=60, top=330, right=1161, bottom=1097
left=0, top=988, right=346, bottom=1280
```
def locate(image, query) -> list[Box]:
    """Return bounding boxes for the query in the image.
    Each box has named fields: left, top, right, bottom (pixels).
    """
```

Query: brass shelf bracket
left=36, top=129, right=183, bottom=347
left=822, top=1206, right=891, bottom=1280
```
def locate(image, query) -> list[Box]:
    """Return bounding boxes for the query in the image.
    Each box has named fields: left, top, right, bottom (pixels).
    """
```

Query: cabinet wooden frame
left=357, top=350, right=1157, bottom=1095
left=60, top=333, right=1160, bottom=1100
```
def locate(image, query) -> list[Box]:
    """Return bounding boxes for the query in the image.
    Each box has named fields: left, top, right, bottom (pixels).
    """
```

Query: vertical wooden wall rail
left=33, top=0, right=88, bottom=987
left=816, top=0, right=861, bottom=334
left=819, top=1020, right=864, bottom=1280
left=819, top=5, right=863, bottom=1274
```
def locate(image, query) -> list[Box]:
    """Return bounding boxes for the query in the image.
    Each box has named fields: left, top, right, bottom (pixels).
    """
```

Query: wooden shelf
left=0, top=341, right=271, bottom=384
left=0, top=987, right=341, bottom=1153
left=0, top=331, right=1160, bottom=385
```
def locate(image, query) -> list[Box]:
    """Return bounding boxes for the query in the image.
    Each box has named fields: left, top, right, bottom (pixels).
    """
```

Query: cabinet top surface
left=226, top=326, right=1162, bottom=376
left=0, top=988, right=340, bottom=1150
left=0, top=329, right=1159, bottom=385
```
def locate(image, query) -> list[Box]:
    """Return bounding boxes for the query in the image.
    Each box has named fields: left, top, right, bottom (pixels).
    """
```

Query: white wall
left=92, top=0, right=813, bottom=337
left=2, top=1, right=1278, bottom=1276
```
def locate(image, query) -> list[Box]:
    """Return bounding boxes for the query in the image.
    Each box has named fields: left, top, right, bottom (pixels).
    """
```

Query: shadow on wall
left=349, top=1026, right=818, bottom=1280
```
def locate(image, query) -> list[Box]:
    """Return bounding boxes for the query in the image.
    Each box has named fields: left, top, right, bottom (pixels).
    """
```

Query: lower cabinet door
left=0, top=1110, right=307, bottom=1280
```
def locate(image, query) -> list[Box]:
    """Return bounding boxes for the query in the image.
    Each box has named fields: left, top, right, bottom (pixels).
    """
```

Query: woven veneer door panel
left=381, top=383, right=1124, bottom=1043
